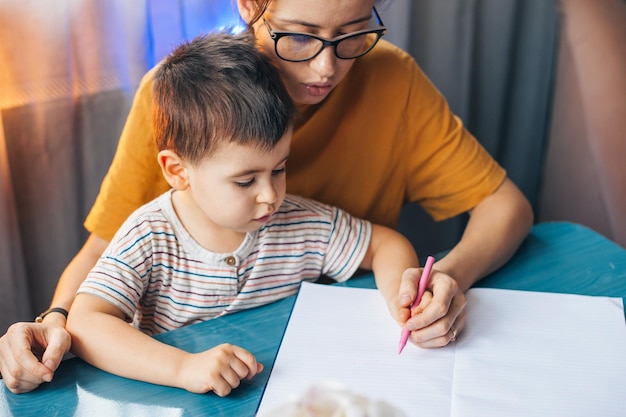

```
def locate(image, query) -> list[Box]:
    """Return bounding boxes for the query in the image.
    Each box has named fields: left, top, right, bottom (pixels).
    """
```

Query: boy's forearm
left=368, top=226, right=419, bottom=311
left=68, top=306, right=186, bottom=389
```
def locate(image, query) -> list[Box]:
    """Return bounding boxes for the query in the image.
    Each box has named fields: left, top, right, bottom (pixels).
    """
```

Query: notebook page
left=257, top=283, right=626, bottom=417
left=452, top=288, right=626, bottom=417
left=256, top=282, right=456, bottom=416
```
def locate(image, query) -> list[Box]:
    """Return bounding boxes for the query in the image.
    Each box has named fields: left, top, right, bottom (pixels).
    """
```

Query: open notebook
left=256, top=282, right=626, bottom=417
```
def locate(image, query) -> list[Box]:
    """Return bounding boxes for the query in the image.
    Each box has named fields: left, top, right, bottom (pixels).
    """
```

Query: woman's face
left=239, top=0, right=378, bottom=105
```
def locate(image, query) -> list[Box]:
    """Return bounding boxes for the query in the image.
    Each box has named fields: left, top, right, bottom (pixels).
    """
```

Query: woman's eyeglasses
left=263, top=7, right=387, bottom=62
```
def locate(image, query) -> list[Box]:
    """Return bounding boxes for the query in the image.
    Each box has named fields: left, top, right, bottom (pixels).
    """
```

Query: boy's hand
left=397, top=269, right=467, bottom=348
left=178, top=343, right=263, bottom=396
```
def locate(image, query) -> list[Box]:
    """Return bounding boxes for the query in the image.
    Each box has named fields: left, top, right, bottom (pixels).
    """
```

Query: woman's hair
left=152, top=31, right=295, bottom=163
left=248, top=0, right=271, bottom=26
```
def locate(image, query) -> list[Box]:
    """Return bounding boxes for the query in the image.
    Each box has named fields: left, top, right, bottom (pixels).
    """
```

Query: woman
left=0, top=0, right=532, bottom=394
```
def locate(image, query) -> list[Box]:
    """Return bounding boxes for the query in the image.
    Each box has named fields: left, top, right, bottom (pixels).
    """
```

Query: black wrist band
left=35, top=307, right=69, bottom=323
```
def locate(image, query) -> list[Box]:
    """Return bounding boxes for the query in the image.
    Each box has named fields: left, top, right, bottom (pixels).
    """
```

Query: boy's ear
left=157, top=150, right=189, bottom=190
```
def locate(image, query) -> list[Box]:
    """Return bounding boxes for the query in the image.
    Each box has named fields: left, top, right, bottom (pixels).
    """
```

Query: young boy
left=66, top=31, right=420, bottom=397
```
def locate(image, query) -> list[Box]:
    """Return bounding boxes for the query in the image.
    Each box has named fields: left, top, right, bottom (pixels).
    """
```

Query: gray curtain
left=0, top=0, right=559, bottom=333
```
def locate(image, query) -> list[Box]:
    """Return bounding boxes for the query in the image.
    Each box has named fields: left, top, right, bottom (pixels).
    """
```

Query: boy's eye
left=272, top=167, right=286, bottom=176
left=236, top=178, right=255, bottom=188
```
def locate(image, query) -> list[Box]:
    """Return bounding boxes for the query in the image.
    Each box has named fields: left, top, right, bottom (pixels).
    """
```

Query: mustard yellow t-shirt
left=85, top=40, right=505, bottom=241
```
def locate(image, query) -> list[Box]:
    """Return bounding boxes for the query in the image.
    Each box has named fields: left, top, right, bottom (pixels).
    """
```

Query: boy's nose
left=257, top=183, right=278, bottom=205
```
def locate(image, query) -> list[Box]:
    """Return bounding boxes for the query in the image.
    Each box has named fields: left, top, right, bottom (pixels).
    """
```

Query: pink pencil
left=398, top=255, right=435, bottom=354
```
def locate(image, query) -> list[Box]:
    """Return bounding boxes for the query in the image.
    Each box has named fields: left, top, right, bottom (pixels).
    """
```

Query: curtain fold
left=0, top=0, right=241, bottom=332
left=539, top=0, right=626, bottom=247
left=0, top=115, right=31, bottom=329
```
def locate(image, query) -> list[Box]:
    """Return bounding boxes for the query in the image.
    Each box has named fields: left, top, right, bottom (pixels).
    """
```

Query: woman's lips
left=303, top=83, right=333, bottom=96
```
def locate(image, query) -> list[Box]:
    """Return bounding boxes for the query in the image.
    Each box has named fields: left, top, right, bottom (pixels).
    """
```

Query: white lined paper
left=257, top=282, right=626, bottom=417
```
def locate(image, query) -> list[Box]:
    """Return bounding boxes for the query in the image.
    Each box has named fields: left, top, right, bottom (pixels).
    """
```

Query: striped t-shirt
left=78, top=190, right=372, bottom=335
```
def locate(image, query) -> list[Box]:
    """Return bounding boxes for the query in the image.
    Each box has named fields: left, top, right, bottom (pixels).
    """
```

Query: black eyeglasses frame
left=262, top=7, right=387, bottom=63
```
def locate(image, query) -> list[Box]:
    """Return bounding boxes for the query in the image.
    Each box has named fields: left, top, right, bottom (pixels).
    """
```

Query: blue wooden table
left=1, top=222, right=625, bottom=416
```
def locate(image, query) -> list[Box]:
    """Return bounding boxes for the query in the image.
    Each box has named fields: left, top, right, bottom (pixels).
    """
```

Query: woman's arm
left=434, top=178, right=533, bottom=292
left=396, top=178, right=532, bottom=348
left=49, top=234, right=111, bottom=316
left=362, top=200, right=530, bottom=350
left=0, top=233, right=109, bottom=393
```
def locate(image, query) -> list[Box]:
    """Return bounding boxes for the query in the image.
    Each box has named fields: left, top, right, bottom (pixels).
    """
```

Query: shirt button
left=224, top=256, right=236, bottom=266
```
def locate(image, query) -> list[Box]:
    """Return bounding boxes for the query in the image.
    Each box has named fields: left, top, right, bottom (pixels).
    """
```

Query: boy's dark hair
left=152, top=31, right=296, bottom=163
